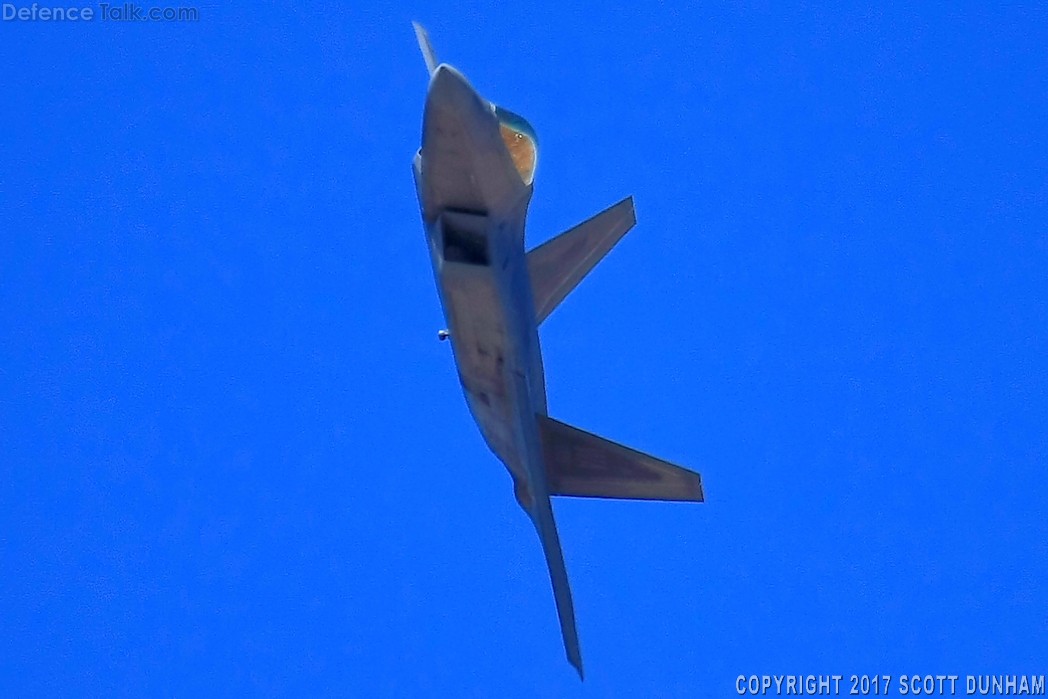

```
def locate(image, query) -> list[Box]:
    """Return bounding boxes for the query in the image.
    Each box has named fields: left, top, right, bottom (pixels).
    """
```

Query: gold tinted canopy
left=495, top=105, right=538, bottom=186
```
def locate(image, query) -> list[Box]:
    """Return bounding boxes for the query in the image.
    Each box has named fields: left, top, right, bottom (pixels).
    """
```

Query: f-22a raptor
left=411, top=23, right=704, bottom=679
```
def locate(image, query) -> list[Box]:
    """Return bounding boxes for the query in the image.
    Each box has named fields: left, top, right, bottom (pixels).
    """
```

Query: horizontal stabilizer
left=537, top=415, right=704, bottom=502
left=527, top=197, right=636, bottom=324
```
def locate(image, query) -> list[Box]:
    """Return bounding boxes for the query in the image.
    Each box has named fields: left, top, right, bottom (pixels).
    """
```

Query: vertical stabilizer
left=530, top=496, right=585, bottom=679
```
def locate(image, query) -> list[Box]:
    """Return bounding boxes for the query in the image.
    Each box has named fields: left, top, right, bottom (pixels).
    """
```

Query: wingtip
left=616, top=194, right=637, bottom=226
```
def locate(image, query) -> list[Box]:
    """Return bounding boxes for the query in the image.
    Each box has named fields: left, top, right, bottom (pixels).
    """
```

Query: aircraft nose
left=427, top=64, right=488, bottom=117
left=421, top=63, right=525, bottom=215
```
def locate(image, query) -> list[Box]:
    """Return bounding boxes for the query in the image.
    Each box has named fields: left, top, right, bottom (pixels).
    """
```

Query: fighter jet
left=411, top=23, right=704, bottom=679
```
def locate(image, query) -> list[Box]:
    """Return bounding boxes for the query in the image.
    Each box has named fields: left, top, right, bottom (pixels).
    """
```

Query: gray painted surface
left=411, top=25, right=703, bottom=678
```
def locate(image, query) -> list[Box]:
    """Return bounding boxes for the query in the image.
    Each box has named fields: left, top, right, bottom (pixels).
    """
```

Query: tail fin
left=529, top=496, right=585, bottom=679
left=537, top=415, right=704, bottom=502
left=411, top=21, right=439, bottom=76
left=527, top=196, right=636, bottom=324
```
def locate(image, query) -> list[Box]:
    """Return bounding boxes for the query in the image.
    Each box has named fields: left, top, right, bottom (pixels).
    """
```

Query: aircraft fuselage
left=411, top=37, right=703, bottom=678
left=413, top=65, right=550, bottom=508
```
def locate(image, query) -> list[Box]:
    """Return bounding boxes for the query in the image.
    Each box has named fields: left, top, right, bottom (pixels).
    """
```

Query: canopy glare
left=495, top=106, right=538, bottom=186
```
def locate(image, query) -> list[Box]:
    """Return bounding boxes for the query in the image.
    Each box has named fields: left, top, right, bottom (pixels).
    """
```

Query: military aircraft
left=411, top=22, right=704, bottom=679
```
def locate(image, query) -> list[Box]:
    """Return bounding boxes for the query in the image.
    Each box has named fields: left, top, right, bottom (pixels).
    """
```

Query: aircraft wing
left=527, top=196, right=635, bottom=324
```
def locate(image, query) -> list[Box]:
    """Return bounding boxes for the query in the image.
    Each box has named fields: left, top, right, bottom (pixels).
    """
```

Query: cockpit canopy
left=494, top=105, right=538, bottom=186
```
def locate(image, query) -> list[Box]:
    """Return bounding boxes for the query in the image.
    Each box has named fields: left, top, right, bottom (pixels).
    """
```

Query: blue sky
left=2, top=3, right=1046, bottom=696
